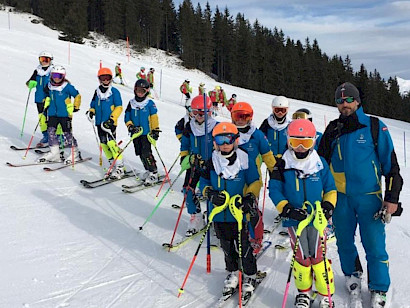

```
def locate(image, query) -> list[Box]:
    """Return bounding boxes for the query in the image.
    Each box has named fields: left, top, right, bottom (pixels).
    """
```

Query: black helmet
left=134, top=79, right=150, bottom=102
left=232, top=94, right=237, bottom=98
left=292, top=108, right=313, bottom=121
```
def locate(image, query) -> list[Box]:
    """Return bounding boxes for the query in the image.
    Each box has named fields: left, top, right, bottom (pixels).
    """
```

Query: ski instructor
left=317, top=82, right=403, bottom=308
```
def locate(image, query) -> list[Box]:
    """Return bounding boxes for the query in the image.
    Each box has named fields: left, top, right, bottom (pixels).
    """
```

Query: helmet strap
left=237, top=125, right=251, bottom=133
left=220, top=150, right=236, bottom=162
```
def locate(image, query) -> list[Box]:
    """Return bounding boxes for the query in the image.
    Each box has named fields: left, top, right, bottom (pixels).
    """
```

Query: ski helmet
left=140, top=66, right=145, bottom=71
left=185, top=79, right=190, bottom=83
left=287, top=119, right=316, bottom=159
left=213, top=122, right=239, bottom=137
left=231, top=102, right=253, bottom=125
left=212, top=122, right=239, bottom=152
left=38, top=50, right=53, bottom=66
left=232, top=94, right=237, bottom=98
left=190, top=95, right=212, bottom=111
left=39, top=50, right=53, bottom=60
left=150, top=67, right=155, bottom=72
left=292, top=108, right=313, bottom=121
left=288, top=119, right=316, bottom=139
left=134, top=78, right=150, bottom=102
left=50, top=65, right=66, bottom=86
left=97, top=67, right=113, bottom=88
left=272, top=96, right=289, bottom=108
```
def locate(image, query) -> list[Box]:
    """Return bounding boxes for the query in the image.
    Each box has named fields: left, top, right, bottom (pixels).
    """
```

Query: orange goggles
left=231, top=110, right=252, bottom=122
left=288, top=137, right=315, bottom=150
left=39, top=56, right=51, bottom=63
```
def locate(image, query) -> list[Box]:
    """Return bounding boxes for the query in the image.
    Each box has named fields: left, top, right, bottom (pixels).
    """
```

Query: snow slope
left=1, top=9, right=410, bottom=308
left=397, top=77, right=410, bottom=96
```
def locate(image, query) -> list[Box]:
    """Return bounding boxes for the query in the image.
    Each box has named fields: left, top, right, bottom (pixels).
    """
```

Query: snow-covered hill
left=397, top=77, right=410, bottom=96
left=1, top=8, right=410, bottom=308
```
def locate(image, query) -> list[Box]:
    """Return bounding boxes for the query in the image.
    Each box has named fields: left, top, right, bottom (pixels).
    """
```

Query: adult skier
left=87, top=67, right=124, bottom=178
left=269, top=119, right=337, bottom=308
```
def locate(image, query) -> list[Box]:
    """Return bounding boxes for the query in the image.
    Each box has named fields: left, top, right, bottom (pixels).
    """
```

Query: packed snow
left=1, top=8, right=410, bottom=308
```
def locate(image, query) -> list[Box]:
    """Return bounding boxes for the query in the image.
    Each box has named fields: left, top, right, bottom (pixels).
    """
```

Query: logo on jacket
left=357, top=134, right=366, bottom=144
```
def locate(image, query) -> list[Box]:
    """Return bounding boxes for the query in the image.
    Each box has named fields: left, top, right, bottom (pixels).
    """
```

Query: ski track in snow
left=1, top=8, right=410, bottom=308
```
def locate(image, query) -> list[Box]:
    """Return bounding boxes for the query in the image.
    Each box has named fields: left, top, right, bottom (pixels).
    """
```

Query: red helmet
left=287, top=119, right=316, bottom=138
left=191, top=95, right=212, bottom=110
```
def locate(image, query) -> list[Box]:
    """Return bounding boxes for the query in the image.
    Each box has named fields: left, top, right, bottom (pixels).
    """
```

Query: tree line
left=2, top=0, right=410, bottom=122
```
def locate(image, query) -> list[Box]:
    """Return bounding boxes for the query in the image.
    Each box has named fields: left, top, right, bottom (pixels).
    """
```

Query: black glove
left=128, top=124, right=138, bottom=134
left=86, top=110, right=94, bottom=120
left=103, top=118, right=115, bottom=130
left=73, top=108, right=80, bottom=113
left=189, top=154, right=205, bottom=168
left=150, top=129, right=161, bottom=140
left=204, top=187, right=226, bottom=206
left=281, top=203, right=308, bottom=221
left=241, top=193, right=257, bottom=215
left=321, top=201, right=335, bottom=220
left=150, top=83, right=153, bottom=88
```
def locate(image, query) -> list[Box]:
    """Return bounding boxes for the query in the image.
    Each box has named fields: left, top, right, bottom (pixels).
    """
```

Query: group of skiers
left=25, top=51, right=403, bottom=308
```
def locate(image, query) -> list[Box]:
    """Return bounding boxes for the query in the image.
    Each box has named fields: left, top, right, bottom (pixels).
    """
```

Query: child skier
left=175, top=101, right=193, bottom=142
left=124, top=79, right=161, bottom=184
left=198, top=82, right=205, bottom=95
left=37, top=65, right=81, bottom=164
left=114, top=62, right=124, bottom=85
left=226, top=94, right=237, bottom=112
left=26, top=51, right=54, bottom=147
left=180, top=95, right=217, bottom=236
left=180, top=79, right=192, bottom=101
left=199, top=122, right=261, bottom=301
left=87, top=67, right=124, bottom=178
left=269, top=119, right=337, bottom=308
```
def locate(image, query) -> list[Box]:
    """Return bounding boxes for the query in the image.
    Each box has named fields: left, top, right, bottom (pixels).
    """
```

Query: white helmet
left=50, top=65, right=66, bottom=86
left=272, top=96, right=289, bottom=108
left=39, top=50, right=53, bottom=60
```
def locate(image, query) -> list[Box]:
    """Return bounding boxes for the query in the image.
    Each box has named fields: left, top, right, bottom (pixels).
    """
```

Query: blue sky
left=176, top=0, right=410, bottom=80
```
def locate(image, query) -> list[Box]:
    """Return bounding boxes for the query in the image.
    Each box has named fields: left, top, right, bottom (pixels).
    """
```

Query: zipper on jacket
left=337, top=138, right=342, bottom=160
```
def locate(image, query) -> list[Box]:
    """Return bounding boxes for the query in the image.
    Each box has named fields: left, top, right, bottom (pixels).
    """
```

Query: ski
left=43, top=157, right=92, bottom=171
left=121, top=175, right=166, bottom=193
left=10, top=145, right=48, bottom=151
left=80, top=170, right=136, bottom=188
left=162, top=226, right=219, bottom=251
left=6, top=160, right=63, bottom=167
left=172, top=203, right=181, bottom=209
left=34, top=149, right=49, bottom=155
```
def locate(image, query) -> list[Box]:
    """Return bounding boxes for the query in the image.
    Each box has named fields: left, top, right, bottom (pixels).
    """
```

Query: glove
left=281, top=203, right=308, bottom=221
left=73, top=108, right=80, bottom=113
left=86, top=110, right=94, bottom=121
left=204, top=187, right=227, bottom=206
left=102, top=119, right=115, bottom=130
left=150, top=129, right=161, bottom=140
left=28, top=80, right=37, bottom=90
left=321, top=201, right=334, bottom=220
left=241, top=193, right=257, bottom=215
left=189, top=153, right=205, bottom=169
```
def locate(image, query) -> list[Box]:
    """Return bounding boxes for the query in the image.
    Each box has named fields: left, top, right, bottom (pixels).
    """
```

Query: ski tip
left=162, top=243, right=171, bottom=248
left=139, top=226, right=143, bottom=230
left=43, top=168, right=52, bottom=171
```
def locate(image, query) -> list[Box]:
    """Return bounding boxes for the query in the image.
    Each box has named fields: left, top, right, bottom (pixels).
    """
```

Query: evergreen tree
left=59, top=0, right=88, bottom=43
left=178, top=0, right=196, bottom=68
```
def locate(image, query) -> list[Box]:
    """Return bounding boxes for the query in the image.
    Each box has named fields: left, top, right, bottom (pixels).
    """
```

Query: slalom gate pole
left=313, top=201, right=333, bottom=307
left=104, top=128, right=142, bottom=178
left=167, top=165, right=197, bottom=251
left=20, top=89, right=31, bottom=138
left=22, top=120, right=40, bottom=160
left=261, top=168, right=268, bottom=216
left=155, top=153, right=180, bottom=199
left=177, top=192, right=230, bottom=298
left=229, top=195, right=244, bottom=308
left=282, top=202, right=314, bottom=308
left=139, top=168, right=186, bottom=230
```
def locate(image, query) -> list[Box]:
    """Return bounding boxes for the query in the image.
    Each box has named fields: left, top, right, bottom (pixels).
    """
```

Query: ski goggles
left=192, top=109, right=210, bottom=116
left=39, top=56, right=51, bottom=63
left=288, top=137, right=315, bottom=150
left=273, top=107, right=288, bottom=114
left=231, top=110, right=252, bottom=122
left=99, top=74, right=112, bottom=82
left=214, top=133, right=238, bottom=145
left=51, top=72, right=64, bottom=80
left=335, top=96, right=355, bottom=104
left=292, top=112, right=309, bottom=120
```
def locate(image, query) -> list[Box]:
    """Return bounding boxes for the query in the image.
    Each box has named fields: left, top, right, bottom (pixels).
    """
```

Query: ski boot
left=370, top=291, right=386, bottom=308
left=318, top=295, right=335, bottom=308
left=111, top=162, right=125, bottom=179
left=36, top=132, right=49, bottom=148
left=185, top=213, right=204, bottom=237
left=295, top=292, right=311, bottom=308
left=64, top=147, right=82, bottom=165
left=37, top=145, right=61, bottom=163
left=346, top=275, right=362, bottom=308
left=222, top=271, right=239, bottom=297
left=145, top=171, right=159, bottom=185
left=241, top=274, right=256, bottom=304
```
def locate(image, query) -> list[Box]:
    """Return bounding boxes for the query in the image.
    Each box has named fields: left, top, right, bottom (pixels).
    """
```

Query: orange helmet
left=191, top=95, right=212, bottom=110
left=98, top=67, right=113, bottom=77
left=231, top=102, right=253, bottom=123
left=213, top=122, right=238, bottom=137
left=287, top=119, right=316, bottom=138
left=213, top=122, right=239, bottom=148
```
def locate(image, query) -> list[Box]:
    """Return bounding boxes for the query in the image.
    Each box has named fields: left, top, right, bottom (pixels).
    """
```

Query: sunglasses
left=51, top=72, right=64, bottom=80
left=231, top=110, right=252, bottom=122
left=39, top=56, right=51, bottom=63
left=99, top=74, right=112, bottom=82
left=214, top=133, right=238, bottom=146
left=335, top=97, right=355, bottom=104
left=273, top=107, right=288, bottom=114
left=288, top=137, right=315, bottom=150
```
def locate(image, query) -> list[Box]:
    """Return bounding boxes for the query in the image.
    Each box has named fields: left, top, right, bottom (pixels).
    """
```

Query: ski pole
left=261, top=168, right=268, bottom=216
left=104, top=128, right=143, bottom=178
left=167, top=164, right=197, bottom=251
left=20, top=89, right=32, bottom=138
left=87, top=114, right=102, bottom=166
left=139, top=167, right=186, bottom=230
left=229, top=194, right=244, bottom=308
left=177, top=191, right=230, bottom=298
left=313, top=201, right=333, bottom=307
left=282, top=202, right=314, bottom=308
left=22, top=120, right=40, bottom=160
left=154, top=153, right=180, bottom=199
left=147, top=133, right=172, bottom=187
